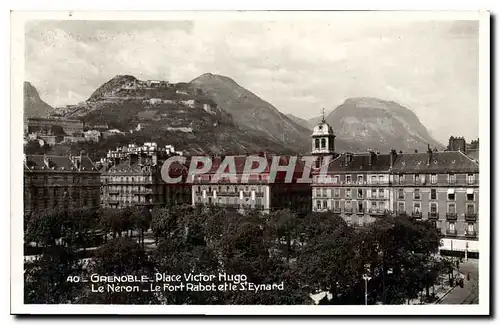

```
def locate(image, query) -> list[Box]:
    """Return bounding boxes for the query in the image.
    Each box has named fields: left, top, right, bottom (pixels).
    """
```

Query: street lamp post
left=362, top=274, right=371, bottom=305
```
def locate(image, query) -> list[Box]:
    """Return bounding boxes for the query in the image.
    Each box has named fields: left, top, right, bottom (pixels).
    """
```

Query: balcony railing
left=136, top=201, right=154, bottom=206
left=465, top=231, right=477, bottom=239
left=411, top=211, right=422, bottom=219
left=344, top=208, right=353, bottom=214
left=368, top=209, right=386, bottom=215
left=446, top=229, right=457, bottom=237
left=313, top=177, right=390, bottom=186
left=355, top=209, right=364, bottom=215
left=445, top=229, right=458, bottom=236
left=428, top=212, right=439, bottom=220
left=133, top=189, right=153, bottom=194
left=446, top=212, right=458, bottom=220
left=107, top=180, right=154, bottom=184
left=465, top=213, right=477, bottom=222
left=332, top=208, right=341, bottom=214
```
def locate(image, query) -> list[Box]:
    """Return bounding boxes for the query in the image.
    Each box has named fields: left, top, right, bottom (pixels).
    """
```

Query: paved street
left=438, top=259, right=479, bottom=304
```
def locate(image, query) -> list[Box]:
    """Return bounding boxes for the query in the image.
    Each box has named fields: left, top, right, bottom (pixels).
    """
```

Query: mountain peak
left=87, top=75, right=139, bottom=101
left=24, top=81, right=53, bottom=119
left=324, top=97, right=443, bottom=151
left=191, top=73, right=239, bottom=86
left=111, top=74, right=138, bottom=82
left=341, top=97, right=402, bottom=111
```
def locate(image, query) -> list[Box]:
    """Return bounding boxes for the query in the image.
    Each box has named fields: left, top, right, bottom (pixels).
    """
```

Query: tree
left=131, top=207, right=152, bottom=250
left=24, top=208, right=89, bottom=304
left=83, top=237, right=157, bottom=304
left=24, top=245, right=84, bottom=304
left=24, top=140, right=50, bottom=155
left=296, top=212, right=362, bottom=304
left=359, top=215, right=443, bottom=304
left=264, top=209, right=303, bottom=262
left=215, top=211, right=310, bottom=304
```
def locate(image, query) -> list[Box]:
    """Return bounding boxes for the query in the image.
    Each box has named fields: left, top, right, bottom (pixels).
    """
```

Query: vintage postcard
left=10, top=10, right=490, bottom=315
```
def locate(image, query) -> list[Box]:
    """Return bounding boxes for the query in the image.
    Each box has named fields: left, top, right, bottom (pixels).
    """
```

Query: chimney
left=389, top=149, right=397, bottom=168
left=368, top=150, right=376, bottom=166
left=344, top=153, right=353, bottom=166
left=427, top=144, right=432, bottom=166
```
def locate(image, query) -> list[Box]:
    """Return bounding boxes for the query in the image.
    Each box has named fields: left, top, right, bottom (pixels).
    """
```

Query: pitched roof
left=466, top=149, right=479, bottom=162
left=24, top=155, right=99, bottom=172
left=391, top=151, right=478, bottom=173
left=322, top=152, right=392, bottom=173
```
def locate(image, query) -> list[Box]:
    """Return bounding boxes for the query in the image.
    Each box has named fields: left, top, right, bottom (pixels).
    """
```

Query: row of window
left=314, top=188, right=386, bottom=199
left=446, top=221, right=477, bottom=235
left=30, top=187, right=96, bottom=197
left=398, top=201, right=476, bottom=214
left=314, top=173, right=477, bottom=185
left=195, top=185, right=265, bottom=193
left=31, top=197, right=98, bottom=210
left=194, top=174, right=268, bottom=182
left=197, top=196, right=264, bottom=206
left=396, top=173, right=476, bottom=185
left=314, top=138, right=329, bottom=149
left=397, top=189, right=475, bottom=201
left=314, top=199, right=387, bottom=212
left=108, top=175, right=153, bottom=182
left=28, top=175, right=98, bottom=184
left=316, top=174, right=388, bottom=185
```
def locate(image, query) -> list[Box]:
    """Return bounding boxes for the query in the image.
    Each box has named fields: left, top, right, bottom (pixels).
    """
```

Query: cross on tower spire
left=321, top=108, right=325, bottom=123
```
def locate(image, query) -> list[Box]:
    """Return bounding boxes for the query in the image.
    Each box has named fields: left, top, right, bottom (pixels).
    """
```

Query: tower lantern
left=311, top=108, right=336, bottom=167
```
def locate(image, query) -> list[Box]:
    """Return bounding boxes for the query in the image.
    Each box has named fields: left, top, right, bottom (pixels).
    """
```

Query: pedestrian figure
left=456, top=259, right=459, bottom=270
left=467, top=272, right=470, bottom=281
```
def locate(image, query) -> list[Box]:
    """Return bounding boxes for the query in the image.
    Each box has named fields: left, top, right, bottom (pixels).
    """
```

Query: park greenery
left=24, top=205, right=451, bottom=305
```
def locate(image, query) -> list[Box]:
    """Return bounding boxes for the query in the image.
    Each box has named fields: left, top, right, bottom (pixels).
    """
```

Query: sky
left=24, top=17, right=480, bottom=144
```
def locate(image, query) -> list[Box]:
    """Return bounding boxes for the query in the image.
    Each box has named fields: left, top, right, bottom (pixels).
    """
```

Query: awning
left=467, top=189, right=474, bottom=194
left=447, top=189, right=455, bottom=194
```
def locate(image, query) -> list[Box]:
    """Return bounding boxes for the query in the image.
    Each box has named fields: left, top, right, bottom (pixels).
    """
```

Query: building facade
left=23, top=153, right=101, bottom=214
left=100, top=143, right=190, bottom=209
left=312, top=151, right=394, bottom=227
left=391, top=147, right=479, bottom=253
left=310, top=120, right=480, bottom=254
left=191, top=155, right=311, bottom=215
left=25, top=117, right=84, bottom=137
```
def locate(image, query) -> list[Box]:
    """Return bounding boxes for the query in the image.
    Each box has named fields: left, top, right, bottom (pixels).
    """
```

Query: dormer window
left=318, top=125, right=323, bottom=130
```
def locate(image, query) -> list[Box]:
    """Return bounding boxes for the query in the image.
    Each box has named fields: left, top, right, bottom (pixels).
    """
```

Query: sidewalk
left=407, top=274, right=455, bottom=305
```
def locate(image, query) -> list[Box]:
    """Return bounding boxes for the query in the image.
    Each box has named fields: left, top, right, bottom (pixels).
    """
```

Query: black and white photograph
left=10, top=10, right=490, bottom=315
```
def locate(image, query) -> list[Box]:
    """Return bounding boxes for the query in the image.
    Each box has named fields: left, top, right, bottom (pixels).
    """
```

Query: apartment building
left=100, top=143, right=190, bottom=209
left=23, top=152, right=101, bottom=214
left=312, top=151, right=394, bottom=227
left=391, top=147, right=479, bottom=253
left=192, top=155, right=311, bottom=214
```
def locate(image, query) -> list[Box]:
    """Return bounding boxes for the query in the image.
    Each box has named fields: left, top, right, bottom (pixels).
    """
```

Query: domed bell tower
left=311, top=108, right=336, bottom=168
